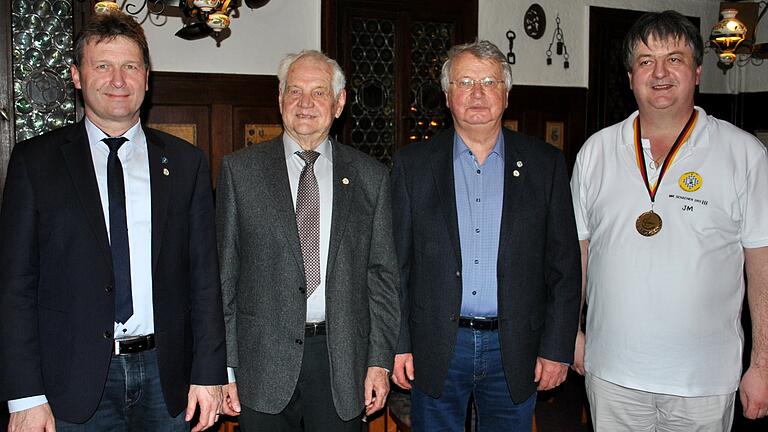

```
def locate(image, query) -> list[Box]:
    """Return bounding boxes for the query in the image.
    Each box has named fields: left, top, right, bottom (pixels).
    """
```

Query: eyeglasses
left=449, top=77, right=504, bottom=91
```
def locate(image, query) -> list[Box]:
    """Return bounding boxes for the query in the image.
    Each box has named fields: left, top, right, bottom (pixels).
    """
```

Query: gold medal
left=635, top=211, right=662, bottom=236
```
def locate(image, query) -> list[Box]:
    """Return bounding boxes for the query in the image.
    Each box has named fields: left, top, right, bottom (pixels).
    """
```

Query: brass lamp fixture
left=709, top=1, right=767, bottom=71
left=89, top=0, right=270, bottom=42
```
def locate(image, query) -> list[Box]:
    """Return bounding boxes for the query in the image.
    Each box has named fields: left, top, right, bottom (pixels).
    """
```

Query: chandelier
left=708, top=1, right=767, bottom=71
left=89, top=0, right=270, bottom=42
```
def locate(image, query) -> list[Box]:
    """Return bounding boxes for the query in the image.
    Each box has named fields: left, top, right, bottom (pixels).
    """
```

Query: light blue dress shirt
left=453, top=132, right=505, bottom=318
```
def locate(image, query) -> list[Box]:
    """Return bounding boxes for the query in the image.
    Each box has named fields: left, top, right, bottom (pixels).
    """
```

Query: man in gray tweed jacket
left=215, top=50, right=399, bottom=432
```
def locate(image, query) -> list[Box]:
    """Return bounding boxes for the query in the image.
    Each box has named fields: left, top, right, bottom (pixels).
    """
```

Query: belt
left=305, top=322, right=326, bottom=337
left=458, top=317, right=499, bottom=331
left=113, top=334, right=155, bottom=355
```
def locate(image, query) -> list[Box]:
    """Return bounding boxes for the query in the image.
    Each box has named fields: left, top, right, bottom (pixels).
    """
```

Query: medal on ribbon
left=633, top=110, right=697, bottom=237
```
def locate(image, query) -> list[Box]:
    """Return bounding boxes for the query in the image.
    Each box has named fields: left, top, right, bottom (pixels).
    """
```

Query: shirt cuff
left=7, top=395, right=48, bottom=413
left=227, top=367, right=236, bottom=384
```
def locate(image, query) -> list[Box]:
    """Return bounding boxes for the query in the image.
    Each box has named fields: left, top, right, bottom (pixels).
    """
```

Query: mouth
left=651, top=83, right=675, bottom=90
left=296, top=113, right=317, bottom=119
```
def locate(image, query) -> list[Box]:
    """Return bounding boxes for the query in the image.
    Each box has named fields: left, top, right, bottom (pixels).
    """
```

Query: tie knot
left=296, top=150, right=320, bottom=166
left=103, top=137, right=128, bottom=153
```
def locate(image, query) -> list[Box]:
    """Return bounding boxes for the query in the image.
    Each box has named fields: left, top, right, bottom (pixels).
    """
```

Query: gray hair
left=622, top=10, right=703, bottom=72
left=440, top=40, right=513, bottom=92
left=277, top=50, right=346, bottom=99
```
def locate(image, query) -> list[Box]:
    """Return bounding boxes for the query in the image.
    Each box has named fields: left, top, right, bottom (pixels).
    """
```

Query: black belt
left=114, top=334, right=155, bottom=355
left=305, top=322, right=326, bottom=337
left=458, top=317, right=499, bottom=331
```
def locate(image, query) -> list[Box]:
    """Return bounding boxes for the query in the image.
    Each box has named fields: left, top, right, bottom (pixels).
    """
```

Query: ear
left=334, top=88, right=347, bottom=118
left=694, top=65, right=701, bottom=86
left=71, top=64, right=82, bottom=90
left=278, top=87, right=284, bottom=115
left=145, top=69, right=150, bottom=91
left=627, top=71, right=634, bottom=90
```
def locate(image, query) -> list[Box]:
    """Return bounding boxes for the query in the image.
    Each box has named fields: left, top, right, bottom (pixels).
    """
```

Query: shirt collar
left=452, top=130, right=505, bottom=163
left=282, top=133, right=333, bottom=163
left=621, top=106, right=709, bottom=150
left=85, top=117, right=144, bottom=150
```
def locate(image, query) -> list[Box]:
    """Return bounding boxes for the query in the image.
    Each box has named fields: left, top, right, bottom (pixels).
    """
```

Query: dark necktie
left=104, top=137, right=133, bottom=324
left=295, top=150, right=321, bottom=298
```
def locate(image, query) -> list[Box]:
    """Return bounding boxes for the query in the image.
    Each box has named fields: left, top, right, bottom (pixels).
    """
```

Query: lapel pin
left=342, top=177, right=349, bottom=185
left=163, top=168, right=170, bottom=176
left=161, top=156, right=168, bottom=164
left=513, top=170, right=520, bottom=177
left=516, top=160, right=523, bottom=167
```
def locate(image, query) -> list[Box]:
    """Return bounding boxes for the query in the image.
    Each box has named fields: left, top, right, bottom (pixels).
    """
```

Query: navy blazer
left=0, top=121, right=226, bottom=422
left=391, top=127, right=581, bottom=402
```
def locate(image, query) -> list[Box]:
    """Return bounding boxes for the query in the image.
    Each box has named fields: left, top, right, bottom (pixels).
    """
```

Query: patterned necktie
left=104, top=137, right=133, bottom=324
left=295, top=150, right=321, bottom=298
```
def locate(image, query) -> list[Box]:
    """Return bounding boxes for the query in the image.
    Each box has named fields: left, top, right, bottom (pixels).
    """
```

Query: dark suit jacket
left=391, top=127, right=581, bottom=402
left=216, top=136, right=400, bottom=421
left=0, top=121, right=226, bottom=423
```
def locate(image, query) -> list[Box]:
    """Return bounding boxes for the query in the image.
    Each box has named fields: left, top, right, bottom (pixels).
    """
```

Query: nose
left=298, top=92, right=313, bottom=107
left=470, top=82, right=486, bottom=97
left=652, top=60, right=668, bottom=78
left=110, top=68, right=126, bottom=88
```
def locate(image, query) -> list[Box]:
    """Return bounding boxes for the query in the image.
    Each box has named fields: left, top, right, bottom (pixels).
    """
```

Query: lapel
left=259, top=138, right=305, bottom=271
left=497, top=128, right=525, bottom=261
left=60, top=121, right=112, bottom=269
left=144, top=128, right=171, bottom=276
left=325, top=139, right=356, bottom=275
left=429, top=130, right=462, bottom=267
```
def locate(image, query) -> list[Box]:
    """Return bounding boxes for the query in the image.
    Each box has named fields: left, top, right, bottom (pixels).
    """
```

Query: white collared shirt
left=8, top=118, right=154, bottom=412
left=283, top=133, right=333, bottom=323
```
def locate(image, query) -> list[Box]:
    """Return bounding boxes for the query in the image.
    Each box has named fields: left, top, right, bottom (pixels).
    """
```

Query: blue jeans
left=410, top=327, right=536, bottom=432
left=56, top=349, right=187, bottom=431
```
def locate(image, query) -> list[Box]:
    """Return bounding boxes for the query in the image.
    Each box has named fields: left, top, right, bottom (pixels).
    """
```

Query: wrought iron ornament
left=524, top=4, right=546, bottom=39
left=506, top=30, right=516, bottom=64
left=546, top=14, right=570, bottom=69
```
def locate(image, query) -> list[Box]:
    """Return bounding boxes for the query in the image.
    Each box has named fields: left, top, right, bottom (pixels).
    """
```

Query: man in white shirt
left=571, top=10, right=768, bottom=431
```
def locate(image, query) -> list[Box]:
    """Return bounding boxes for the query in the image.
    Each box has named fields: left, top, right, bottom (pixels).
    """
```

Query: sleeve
left=740, top=140, right=768, bottom=249
left=539, top=151, right=582, bottom=363
left=570, top=151, right=591, bottom=242
left=0, top=146, right=45, bottom=401
left=215, top=156, right=240, bottom=369
left=187, top=151, right=227, bottom=385
left=390, top=153, right=413, bottom=354
left=365, top=170, right=401, bottom=370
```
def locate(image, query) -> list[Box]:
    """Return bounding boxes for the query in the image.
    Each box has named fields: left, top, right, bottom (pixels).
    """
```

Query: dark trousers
left=55, top=349, right=187, bottom=431
left=238, top=334, right=362, bottom=432
left=410, top=327, right=536, bottom=432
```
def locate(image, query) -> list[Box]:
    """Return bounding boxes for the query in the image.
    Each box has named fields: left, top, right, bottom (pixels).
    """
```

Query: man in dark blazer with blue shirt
left=0, top=12, right=225, bottom=432
left=390, top=40, right=581, bottom=432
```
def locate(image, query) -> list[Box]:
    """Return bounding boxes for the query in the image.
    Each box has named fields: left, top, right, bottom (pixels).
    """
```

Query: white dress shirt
left=8, top=118, right=154, bottom=412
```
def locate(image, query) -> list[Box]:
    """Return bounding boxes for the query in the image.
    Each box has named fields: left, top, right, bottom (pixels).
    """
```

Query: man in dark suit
left=0, top=11, right=226, bottom=432
left=216, top=50, right=399, bottom=432
left=390, top=40, right=581, bottom=431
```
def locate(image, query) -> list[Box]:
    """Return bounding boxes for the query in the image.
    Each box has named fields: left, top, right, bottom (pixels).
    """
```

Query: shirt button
left=476, top=169, right=481, bottom=174
left=472, top=290, right=477, bottom=295
left=476, top=198, right=481, bottom=202
left=103, top=331, right=113, bottom=339
left=474, top=259, right=479, bottom=264
left=475, top=228, right=480, bottom=233
left=295, top=339, right=303, bottom=345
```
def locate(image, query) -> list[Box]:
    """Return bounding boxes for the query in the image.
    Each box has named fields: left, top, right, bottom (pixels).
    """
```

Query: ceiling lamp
left=90, top=0, right=270, bottom=43
left=709, top=1, right=767, bottom=71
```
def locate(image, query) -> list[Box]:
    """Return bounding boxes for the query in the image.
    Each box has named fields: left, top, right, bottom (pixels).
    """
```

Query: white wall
left=479, top=0, right=768, bottom=93
left=143, top=0, right=320, bottom=75
left=139, top=0, right=767, bottom=93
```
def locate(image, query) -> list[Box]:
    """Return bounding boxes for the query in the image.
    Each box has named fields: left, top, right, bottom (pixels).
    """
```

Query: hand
left=391, top=353, right=414, bottom=390
left=186, top=384, right=223, bottom=432
left=8, top=403, right=55, bottom=432
left=571, top=330, right=586, bottom=376
left=221, top=383, right=241, bottom=416
left=739, top=365, right=768, bottom=419
left=534, top=357, right=568, bottom=391
left=364, top=366, right=390, bottom=416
